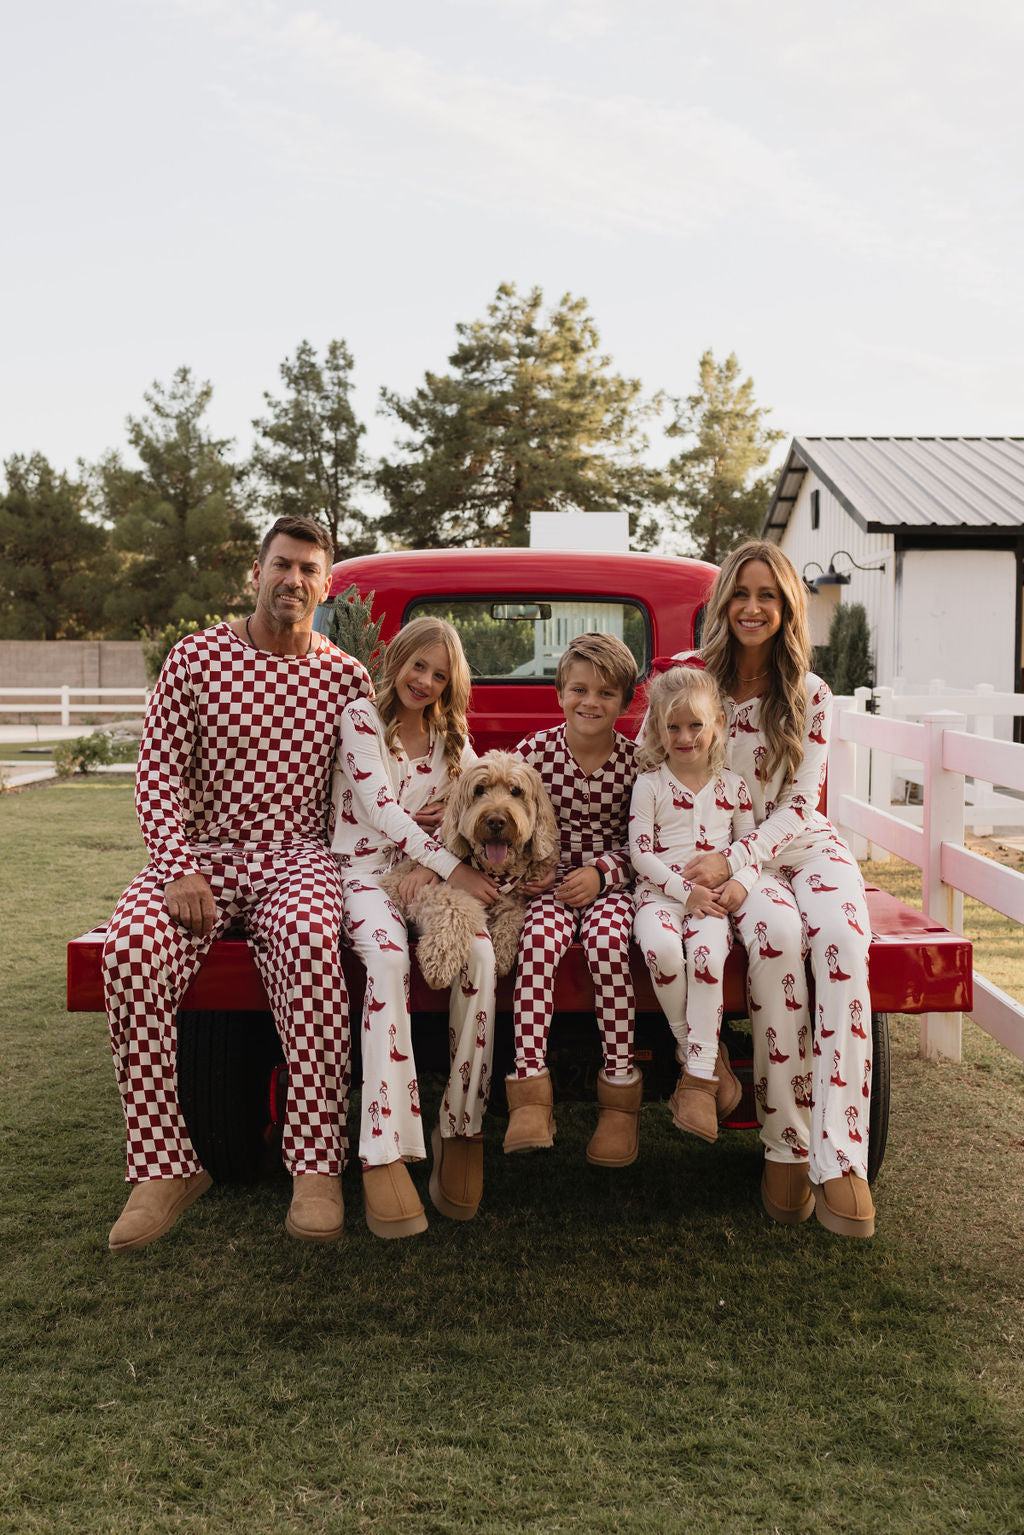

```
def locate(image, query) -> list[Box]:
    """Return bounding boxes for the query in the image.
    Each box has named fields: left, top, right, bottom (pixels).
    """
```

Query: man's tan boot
left=813, top=1173, right=875, bottom=1238
left=108, top=1171, right=213, bottom=1253
left=761, top=1158, right=814, bottom=1224
left=286, top=1173, right=344, bottom=1242
left=668, top=1069, right=720, bottom=1143
left=503, top=1070, right=555, bottom=1153
left=586, top=1068, right=643, bottom=1167
left=362, top=1161, right=428, bottom=1239
left=429, top=1126, right=483, bottom=1220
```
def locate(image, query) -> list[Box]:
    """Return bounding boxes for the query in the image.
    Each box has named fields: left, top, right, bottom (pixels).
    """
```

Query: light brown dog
left=382, top=751, right=559, bottom=989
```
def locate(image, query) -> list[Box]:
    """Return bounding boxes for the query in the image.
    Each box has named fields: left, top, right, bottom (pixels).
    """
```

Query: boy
left=506, top=632, right=642, bottom=1167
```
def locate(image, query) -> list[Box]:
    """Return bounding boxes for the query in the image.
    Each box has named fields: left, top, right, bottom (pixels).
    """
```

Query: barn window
left=811, top=489, right=821, bottom=530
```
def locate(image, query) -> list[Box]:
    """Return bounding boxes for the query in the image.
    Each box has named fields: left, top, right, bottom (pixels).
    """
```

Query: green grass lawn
left=3, top=783, right=1024, bottom=1534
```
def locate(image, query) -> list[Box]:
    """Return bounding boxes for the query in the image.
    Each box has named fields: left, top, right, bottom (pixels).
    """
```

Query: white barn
left=762, top=436, right=1024, bottom=695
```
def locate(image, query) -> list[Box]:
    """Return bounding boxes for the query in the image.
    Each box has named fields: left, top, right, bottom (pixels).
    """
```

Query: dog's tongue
left=484, top=841, right=509, bottom=866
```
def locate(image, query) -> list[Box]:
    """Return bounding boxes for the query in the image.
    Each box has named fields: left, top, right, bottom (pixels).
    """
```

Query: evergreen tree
left=817, top=602, right=875, bottom=695
left=0, top=453, right=116, bottom=639
left=661, top=351, right=783, bottom=563
left=96, top=367, right=257, bottom=635
left=376, top=282, right=665, bottom=548
left=250, top=339, right=376, bottom=559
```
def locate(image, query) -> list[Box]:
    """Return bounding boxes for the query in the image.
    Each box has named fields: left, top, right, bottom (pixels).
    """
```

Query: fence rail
left=828, top=703, right=1024, bottom=1066
left=0, top=687, right=150, bottom=726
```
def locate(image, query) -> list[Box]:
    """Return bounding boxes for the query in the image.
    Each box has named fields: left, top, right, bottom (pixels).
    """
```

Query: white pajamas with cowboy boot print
left=102, top=624, right=373, bottom=1182
left=512, top=725, right=639, bottom=1078
left=631, top=766, right=761, bottom=1074
left=717, top=671, right=872, bottom=1184
left=330, top=701, right=495, bottom=1166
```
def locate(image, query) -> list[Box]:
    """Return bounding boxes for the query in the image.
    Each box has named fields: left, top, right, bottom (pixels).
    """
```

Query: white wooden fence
left=0, top=686, right=150, bottom=725
left=828, top=703, right=1024, bottom=1068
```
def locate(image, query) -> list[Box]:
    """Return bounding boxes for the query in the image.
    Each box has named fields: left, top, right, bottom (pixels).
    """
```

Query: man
left=103, top=516, right=372, bottom=1252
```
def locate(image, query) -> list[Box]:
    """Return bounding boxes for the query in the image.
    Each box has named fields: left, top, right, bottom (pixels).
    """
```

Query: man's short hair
left=555, top=631, right=638, bottom=709
left=258, top=516, right=334, bottom=571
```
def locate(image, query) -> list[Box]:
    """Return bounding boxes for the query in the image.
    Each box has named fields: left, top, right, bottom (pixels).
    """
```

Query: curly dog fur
left=381, top=751, right=559, bottom=989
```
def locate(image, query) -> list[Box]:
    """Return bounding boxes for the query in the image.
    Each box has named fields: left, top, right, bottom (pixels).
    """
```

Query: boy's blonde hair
left=555, top=631, right=638, bottom=709
left=375, top=616, right=471, bottom=779
left=638, top=664, right=727, bottom=775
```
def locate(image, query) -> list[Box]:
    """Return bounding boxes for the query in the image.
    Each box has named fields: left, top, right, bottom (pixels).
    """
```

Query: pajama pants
left=103, top=843, right=350, bottom=1182
left=732, top=843, right=872, bottom=1183
left=340, top=875, right=495, bottom=1166
left=512, top=886, right=635, bottom=1078
left=633, top=897, right=731, bottom=1073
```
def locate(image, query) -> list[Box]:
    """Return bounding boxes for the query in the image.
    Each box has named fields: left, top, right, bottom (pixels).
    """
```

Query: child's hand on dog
left=398, top=865, right=440, bottom=905
left=449, top=864, right=501, bottom=905
left=522, top=869, right=559, bottom=898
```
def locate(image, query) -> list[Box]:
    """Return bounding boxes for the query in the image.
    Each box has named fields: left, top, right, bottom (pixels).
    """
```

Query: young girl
left=330, top=617, right=498, bottom=1239
left=630, top=662, right=761, bottom=1142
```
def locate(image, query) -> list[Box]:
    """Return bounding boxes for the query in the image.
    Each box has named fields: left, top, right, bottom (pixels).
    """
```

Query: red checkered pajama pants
left=633, top=898, right=731, bottom=1073
left=732, top=852, right=872, bottom=1183
left=512, top=887, right=635, bottom=1078
left=103, top=845, right=351, bottom=1182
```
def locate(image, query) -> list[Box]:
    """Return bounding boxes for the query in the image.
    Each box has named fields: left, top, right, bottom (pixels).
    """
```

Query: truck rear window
left=405, top=597, right=649, bottom=681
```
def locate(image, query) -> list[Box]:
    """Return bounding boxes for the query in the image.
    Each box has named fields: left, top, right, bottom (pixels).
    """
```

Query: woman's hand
left=398, top=866, right=439, bottom=905
left=713, top=878, right=748, bottom=915
left=682, top=852, right=730, bottom=887
left=555, top=866, right=602, bottom=909
left=448, top=863, right=500, bottom=906
left=685, top=883, right=728, bottom=918
left=412, top=800, right=445, bottom=832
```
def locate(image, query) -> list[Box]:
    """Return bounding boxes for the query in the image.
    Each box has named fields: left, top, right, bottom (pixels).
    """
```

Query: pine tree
left=376, top=282, right=665, bottom=548
left=0, top=453, right=116, bottom=639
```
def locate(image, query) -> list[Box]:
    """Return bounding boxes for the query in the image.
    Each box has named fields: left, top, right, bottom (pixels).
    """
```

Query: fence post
left=870, top=687, right=894, bottom=858
left=971, top=683, right=996, bottom=836
left=60, top=685, right=70, bottom=728
left=921, top=710, right=966, bottom=1062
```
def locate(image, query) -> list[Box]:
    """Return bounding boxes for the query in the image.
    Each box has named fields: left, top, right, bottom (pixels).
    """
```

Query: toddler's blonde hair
left=638, top=664, right=727, bottom=776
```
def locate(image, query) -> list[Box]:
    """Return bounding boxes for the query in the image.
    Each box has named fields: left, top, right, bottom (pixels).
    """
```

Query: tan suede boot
left=761, top=1158, right=814, bottom=1224
left=429, top=1126, right=483, bottom=1220
left=362, top=1161, right=428, bottom=1239
left=715, top=1041, right=743, bottom=1120
left=586, top=1068, right=643, bottom=1167
left=813, top=1173, right=876, bottom=1238
left=286, top=1173, right=344, bottom=1242
left=503, top=1070, right=555, bottom=1153
left=668, top=1068, right=720, bottom=1143
left=108, top=1171, right=213, bottom=1253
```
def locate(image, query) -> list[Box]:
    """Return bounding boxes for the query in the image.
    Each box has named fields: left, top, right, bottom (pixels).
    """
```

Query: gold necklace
left=736, top=669, right=768, bottom=683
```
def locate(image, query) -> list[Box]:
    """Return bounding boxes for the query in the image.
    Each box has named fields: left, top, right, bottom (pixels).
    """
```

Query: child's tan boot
left=668, top=1068, right=720, bottom=1143
left=503, top=1070, right=555, bottom=1153
left=586, top=1068, right=643, bottom=1167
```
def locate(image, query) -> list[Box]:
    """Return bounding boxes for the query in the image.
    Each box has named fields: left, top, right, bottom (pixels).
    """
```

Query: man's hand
left=398, top=866, right=439, bottom=905
left=555, top=865, right=602, bottom=909
left=713, top=879, right=748, bottom=915
left=682, top=852, right=730, bottom=887
left=448, top=863, right=500, bottom=906
left=685, top=883, right=728, bottom=918
left=165, top=873, right=217, bottom=936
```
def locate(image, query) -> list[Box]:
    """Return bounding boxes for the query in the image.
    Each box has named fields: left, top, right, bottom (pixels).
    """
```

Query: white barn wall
left=775, top=475, right=896, bottom=684
left=897, top=547, right=1017, bottom=693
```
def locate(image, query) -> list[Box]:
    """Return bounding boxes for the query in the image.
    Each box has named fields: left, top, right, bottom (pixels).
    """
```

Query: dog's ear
left=439, top=770, right=473, bottom=861
left=523, top=770, right=560, bottom=880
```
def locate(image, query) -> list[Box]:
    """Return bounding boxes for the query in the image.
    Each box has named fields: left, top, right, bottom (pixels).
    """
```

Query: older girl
left=680, top=542, right=874, bottom=1239
left=631, top=662, right=759, bottom=1142
left=330, top=618, right=498, bottom=1239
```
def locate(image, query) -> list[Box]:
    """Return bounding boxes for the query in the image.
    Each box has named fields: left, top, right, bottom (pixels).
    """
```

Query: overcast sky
left=4, top=0, right=1022, bottom=504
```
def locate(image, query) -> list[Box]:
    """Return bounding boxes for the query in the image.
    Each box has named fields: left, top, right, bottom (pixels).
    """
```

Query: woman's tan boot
left=813, top=1173, right=875, bottom=1238
left=586, top=1068, right=643, bottom=1167
left=362, top=1161, right=428, bottom=1239
left=503, top=1070, right=555, bottom=1153
left=761, top=1158, right=814, bottom=1224
left=668, top=1068, right=720, bottom=1143
left=429, top=1126, right=483, bottom=1220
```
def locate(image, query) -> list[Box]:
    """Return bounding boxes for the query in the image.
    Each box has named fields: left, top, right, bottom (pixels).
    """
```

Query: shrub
left=814, top=602, right=874, bottom=695
left=53, top=731, right=139, bottom=777
left=142, top=614, right=227, bottom=685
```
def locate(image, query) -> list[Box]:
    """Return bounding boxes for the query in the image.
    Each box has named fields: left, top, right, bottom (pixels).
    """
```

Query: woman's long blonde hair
left=637, top=665, right=727, bottom=775
left=374, top=617, right=471, bottom=779
left=701, top=540, right=810, bottom=786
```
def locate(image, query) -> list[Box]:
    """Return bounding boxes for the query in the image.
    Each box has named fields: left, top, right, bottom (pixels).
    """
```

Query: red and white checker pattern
left=513, top=888, right=636, bottom=1077
left=515, top=725, right=638, bottom=889
left=104, top=844, right=351, bottom=1179
left=137, top=624, right=372, bottom=882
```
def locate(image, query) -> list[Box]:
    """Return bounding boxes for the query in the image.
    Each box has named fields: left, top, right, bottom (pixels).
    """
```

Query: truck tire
left=176, top=1009, right=283, bottom=1184
left=867, top=1010, right=890, bottom=1185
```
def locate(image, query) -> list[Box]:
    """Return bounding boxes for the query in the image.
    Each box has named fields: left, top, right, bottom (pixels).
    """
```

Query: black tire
left=176, top=1009, right=283, bottom=1184
left=867, top=1011, right=890, bottom=1185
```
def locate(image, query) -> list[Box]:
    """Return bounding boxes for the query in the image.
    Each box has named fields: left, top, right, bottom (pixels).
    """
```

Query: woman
left=330, top=618, right=498, bottom=1239
left=680, top=541, right=875, bottom=1239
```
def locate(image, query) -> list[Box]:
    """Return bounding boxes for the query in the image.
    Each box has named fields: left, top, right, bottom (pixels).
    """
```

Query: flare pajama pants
left=633, top=897, right=732, bottom=1073
left=512, top=886, right=635, bottom=1078
left=103, top=843, right=350, bottom=1182
left=340, top=875, right=495, bottom=1165
left=731, top=841, right=872, bottom=1183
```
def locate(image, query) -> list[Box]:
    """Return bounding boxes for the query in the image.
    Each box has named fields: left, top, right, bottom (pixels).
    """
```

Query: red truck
left=67, top=548, right=973, bottom=1183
